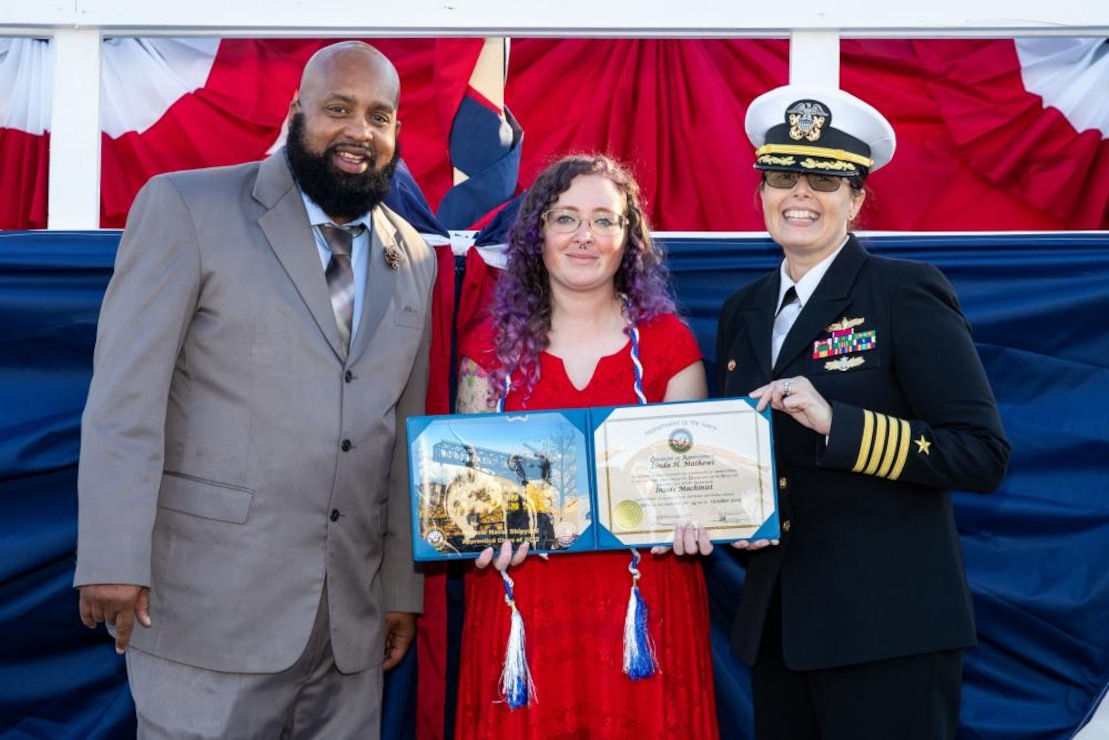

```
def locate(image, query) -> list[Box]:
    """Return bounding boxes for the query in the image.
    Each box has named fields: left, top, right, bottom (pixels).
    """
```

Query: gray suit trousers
left=126, top=585, right=383, bottom=739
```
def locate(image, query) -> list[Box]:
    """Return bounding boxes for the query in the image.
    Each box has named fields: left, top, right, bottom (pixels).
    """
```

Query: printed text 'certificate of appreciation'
left=594, top=398, right=777, bottom=545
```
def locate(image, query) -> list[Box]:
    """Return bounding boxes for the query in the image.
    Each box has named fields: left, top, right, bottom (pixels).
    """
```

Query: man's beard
left=285, top=112, right=399, bottom=222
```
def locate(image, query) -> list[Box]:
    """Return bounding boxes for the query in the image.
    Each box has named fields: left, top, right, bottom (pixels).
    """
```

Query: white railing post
left=789, top=30, right=841, bottom=87
left=48, top=28, right=102, bottom=230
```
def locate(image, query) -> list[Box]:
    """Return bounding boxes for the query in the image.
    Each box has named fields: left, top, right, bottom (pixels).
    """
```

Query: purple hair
left=490, top=153, right=677, bottom=401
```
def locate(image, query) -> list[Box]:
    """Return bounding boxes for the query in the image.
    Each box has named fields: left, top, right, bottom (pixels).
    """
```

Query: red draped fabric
left=0, top=127, right=50, bottom=230
left=840, top=39, right=1100, bottom=230
left=99, top=38, right=483, bottom=227
left=455, top=247, right=503, bottom=354
left=99, top=40, right=320, bottom=227
left=1, top=38, right=1105, bottom=231
left=506, top=39, right=789, bottom=231
left=427, top=244, right=457, bottom=418
left=908, top=39, right=1109, bottom=229
left=418, top=243, right=458, bottom=740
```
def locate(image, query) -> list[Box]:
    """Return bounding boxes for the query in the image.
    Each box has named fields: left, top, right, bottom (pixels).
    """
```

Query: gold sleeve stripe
left=875, top=415, right=901, bottom=479
left=888, top=419, right=912, bottom=481
left=852, top=411, right=912, bottom=480
left=863, top=412, right=888, bottom=476
left=853, top=410, right=875, bottom=473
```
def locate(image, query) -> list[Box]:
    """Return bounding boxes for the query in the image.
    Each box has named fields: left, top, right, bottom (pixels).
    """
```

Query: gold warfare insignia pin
left=826, top=316, right=865, bottom=332
left=914, top=435, right=932, bottom=455
left=824, top=356, right=866, bottom=372
left=727, top=359, right=736, bottom=372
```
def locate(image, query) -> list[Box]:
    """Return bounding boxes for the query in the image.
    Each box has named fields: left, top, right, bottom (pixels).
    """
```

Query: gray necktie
left=319, top=223, right=365, bottom=356
left=771, top=286, right=801, bottom=366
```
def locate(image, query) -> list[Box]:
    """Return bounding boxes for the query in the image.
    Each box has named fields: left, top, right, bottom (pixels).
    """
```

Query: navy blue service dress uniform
left=720, top=83, right=1010, bottom=740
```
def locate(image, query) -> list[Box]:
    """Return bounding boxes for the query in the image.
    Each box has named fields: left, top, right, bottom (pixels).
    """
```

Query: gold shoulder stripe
left=853, top=410, right=874, bottom=473
left=888, top=419, right=912, bottom=480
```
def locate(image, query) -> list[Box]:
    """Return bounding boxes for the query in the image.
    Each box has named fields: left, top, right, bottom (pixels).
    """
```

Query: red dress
left=456, top=313, right=720, bottom=740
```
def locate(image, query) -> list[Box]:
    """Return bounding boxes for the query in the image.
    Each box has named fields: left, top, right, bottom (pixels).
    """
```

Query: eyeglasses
left=542, top=209, right=627, bottom=236
left=762, top=171, right=851, bottom=193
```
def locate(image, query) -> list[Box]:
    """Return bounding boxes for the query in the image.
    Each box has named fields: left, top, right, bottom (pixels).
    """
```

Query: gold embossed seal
left=613, top=499, right=644, bottom=530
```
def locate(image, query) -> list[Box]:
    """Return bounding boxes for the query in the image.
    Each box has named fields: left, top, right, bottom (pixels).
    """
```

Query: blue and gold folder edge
left=406, top=397, right=779, bottom=561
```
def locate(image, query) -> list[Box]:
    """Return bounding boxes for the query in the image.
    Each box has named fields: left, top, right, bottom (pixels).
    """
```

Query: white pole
left=790, top=31, right=841, bottom=87
left=48, top=28, right=102, bottom=230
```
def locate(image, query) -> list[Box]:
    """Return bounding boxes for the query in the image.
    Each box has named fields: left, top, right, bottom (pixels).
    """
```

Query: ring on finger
left=782, top=380, right=792, bottom=397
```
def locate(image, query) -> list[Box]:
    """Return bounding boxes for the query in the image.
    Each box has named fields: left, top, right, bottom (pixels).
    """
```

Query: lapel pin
left=383, top=245, right=403, bottom=270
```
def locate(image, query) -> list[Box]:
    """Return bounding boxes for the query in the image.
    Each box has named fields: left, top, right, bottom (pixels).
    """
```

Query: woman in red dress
left=454, top=154, right=720, bottom=739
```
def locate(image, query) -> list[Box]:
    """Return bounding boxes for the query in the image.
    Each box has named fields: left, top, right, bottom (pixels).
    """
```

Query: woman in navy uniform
left=718, top=86, right=1010, bottom=740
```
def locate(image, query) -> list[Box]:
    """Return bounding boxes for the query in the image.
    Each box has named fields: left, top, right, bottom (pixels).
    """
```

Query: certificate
left=594, top=399, right=776, bottom=546
left=406, top=398, right=778, bottom=560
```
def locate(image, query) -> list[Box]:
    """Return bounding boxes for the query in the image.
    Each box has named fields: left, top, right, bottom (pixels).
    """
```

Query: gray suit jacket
left=75, top=151, right=433, bottom=674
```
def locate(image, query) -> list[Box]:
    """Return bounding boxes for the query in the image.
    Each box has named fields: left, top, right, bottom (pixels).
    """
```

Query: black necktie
left=319, top=224, right=365, bottom=356
left=771, top=286, right=801, bottom=366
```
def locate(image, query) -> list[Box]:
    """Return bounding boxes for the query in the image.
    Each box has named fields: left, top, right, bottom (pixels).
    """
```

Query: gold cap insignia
left=787, top=101, right=830, bottom=143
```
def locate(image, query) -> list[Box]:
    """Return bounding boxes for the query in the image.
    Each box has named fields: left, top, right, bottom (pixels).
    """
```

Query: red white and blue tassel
left=622, top=304, right=656, bottom=679
left=496, top=372, right=535, bottom=708
left=622, top=548, right=658, bottom=680
left=496, top=371, right=511, bottom=413
left=499, top=569, right=535, bottom=707
left=627, top=321, right=648, bottom=406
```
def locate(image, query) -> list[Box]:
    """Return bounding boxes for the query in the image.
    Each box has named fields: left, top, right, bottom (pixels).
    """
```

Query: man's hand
left=382, top=611, right=417, bottom=671
left=78, top=584, right=151, bottom=654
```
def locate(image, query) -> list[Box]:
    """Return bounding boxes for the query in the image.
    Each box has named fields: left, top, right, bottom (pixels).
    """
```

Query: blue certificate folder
left=406, top=397, right=780, bottom=561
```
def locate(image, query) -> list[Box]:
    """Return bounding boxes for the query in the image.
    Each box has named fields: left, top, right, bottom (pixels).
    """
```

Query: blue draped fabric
left=384, top=159, right=451, bottom=241
left=1, top=231, right=1106, bottom=739
left=472, top=193, right=522, bottom=248
left=436, top=97, right=523, bottom=230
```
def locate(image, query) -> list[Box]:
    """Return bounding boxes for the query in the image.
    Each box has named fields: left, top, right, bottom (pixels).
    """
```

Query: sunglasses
left=762, top=171, right=854, bottom=193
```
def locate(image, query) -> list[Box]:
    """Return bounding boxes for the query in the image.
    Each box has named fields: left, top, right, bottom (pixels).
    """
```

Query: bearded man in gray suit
left=74, top=41, right=434, bottom=738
